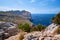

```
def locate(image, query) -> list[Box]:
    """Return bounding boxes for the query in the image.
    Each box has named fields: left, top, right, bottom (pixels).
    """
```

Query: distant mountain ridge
left=0, top=10, right=32, bottom=26
left=0, top=10, right=31, bottom=20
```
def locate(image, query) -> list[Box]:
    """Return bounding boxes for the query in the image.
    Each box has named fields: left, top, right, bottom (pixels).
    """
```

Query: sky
left=0, top=0, right=60, bottom=14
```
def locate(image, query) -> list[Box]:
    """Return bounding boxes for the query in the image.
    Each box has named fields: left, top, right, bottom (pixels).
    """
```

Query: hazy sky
left=0, top=0, right=60, bottom=13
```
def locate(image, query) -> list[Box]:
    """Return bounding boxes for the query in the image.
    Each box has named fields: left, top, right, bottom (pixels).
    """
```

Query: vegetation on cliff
left=52, top=13, right=60, bottom=24
left=18, top=23, right=31, bottom=32
left=30, top=24, right=46, bottom=32
left=18, top=23, right=46, bottom=32
left=52, top=12, right=60, bottom=34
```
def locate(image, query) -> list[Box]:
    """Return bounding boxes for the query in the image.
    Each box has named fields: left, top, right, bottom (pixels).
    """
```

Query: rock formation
left=5, top=32, right=27, bottom=40
left=19, top=10, right=31, bottom=20
left=0, top=10, right=31, bottom=20
left=23, top=23, right=60, bottom=40
left=0, top=10, right=33, bottom=26
left=0, top=22, right=19, bottom=40
left=5, top=23, right=60, bottom=40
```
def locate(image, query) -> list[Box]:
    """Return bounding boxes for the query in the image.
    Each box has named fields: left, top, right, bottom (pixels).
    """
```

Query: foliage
left=30, top=24, right=46, bottom=32
left=30, top=27, right=39, bottom=32
left=52, top=13, right=60, bottom=24
left=18, top=23, right=31, bottom=32
left=37, top=24, right=46, bottom=31
left=18, top=23, right=46, bottom=32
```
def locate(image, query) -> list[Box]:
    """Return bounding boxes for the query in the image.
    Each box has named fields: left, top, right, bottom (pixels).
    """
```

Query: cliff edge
left=0, top=10, right=33, bottom=26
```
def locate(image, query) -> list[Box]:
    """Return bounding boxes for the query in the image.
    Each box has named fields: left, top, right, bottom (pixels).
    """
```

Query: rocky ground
left=5, top=23, right=60, bottom=40
left=0, top=22, right=20, bottom=40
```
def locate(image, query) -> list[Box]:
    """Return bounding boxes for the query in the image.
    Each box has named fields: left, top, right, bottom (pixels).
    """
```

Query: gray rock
left=0, top=29, right=4, bottom=40
left=0, top=22, right=19, bottom=40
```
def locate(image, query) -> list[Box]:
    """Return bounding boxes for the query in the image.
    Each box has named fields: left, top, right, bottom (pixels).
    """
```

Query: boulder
left=0, top=22, right=19, bottom=40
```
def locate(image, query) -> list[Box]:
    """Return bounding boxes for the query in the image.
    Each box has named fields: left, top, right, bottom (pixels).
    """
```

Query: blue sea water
left=31, top=14, right=56, bottom=26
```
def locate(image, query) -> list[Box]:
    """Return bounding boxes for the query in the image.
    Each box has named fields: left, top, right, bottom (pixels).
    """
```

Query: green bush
left=52, top=13, right=60, bottom=24
left=30, top=27, right=39, bottom=32
left=18, top=23, right=46, bottom=32
left=30, top=24, right=46, bottom=32
left=37, top=24, right=46, bottom=31
left=18, top=23, right=31, bottom=32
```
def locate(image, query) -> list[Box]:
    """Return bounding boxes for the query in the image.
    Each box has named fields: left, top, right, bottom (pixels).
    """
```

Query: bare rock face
left=23, top=31, right=41, bottom=40
left=0, top=22, right=19, bottom=40
left=5, top=33, right=20, bottom=40
left=0, top=10, right=33, bottom=26
left=0, top=10, right=32, bottom=20
left=19, top=10, right=31, bottom=20
left=5, top=32, right=27, bottom=40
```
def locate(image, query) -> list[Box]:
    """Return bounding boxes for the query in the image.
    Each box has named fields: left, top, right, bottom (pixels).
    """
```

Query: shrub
left=30, top=27, right=39, bottom=32
left=30, top=24, right=46, bottom=32
left=37, top=24, right=46, bottom=31
left=52, top=13, right=60, bottom=24
left=18, top=23, right=31, bottom=32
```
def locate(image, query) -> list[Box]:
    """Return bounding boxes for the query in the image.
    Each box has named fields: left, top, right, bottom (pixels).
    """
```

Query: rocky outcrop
left=0, top=10, right=33, bottom=26
left=5, top=23, right=60, bottom=40
left=0, top=22, right=19, bottom=40
left=23, top=23, right=60, bottom=40
left=19, top=10, right=31, bottom=20
left=5, top=33, right=20, bottom=40
left=23, top=32, right=60, bottom=40
left=5, top=32, right=60, bottom=40
left=5, top=32, right=27, bottom=40
left=0, top=10, right=31, bottom=20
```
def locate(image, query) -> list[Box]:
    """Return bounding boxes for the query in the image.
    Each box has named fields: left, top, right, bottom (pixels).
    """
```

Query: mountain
left=0, top=10, right=31, bottom=20
left=0, top=10, right=32, bottom=26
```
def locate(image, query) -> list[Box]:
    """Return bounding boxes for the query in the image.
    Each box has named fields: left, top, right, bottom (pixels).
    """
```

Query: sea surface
left=31, top=14, right=56, bottom=26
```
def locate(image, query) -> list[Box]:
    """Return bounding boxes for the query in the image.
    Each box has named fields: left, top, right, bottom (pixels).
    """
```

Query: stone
left=44, top=37, right=52, bottom=40
left=0, top=22, right=19, bottom=40
left=4, top=23, right=60, bottom=40
left=23, top=23, right=60, bottom=40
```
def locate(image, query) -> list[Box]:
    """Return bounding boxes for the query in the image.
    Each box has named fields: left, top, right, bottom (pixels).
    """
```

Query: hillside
left=0, top=10, right=31, bottom=20
left=0, top=10, right=33, bottom=26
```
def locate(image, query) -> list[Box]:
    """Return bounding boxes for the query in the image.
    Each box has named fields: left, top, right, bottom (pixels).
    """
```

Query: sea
left=31, top=14, right=56, bottom=26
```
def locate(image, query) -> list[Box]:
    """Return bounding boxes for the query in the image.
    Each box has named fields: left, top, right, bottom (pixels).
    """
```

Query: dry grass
left=19, top=32, right=27, bottom=40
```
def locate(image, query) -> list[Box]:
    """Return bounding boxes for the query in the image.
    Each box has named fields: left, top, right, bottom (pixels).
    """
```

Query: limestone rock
left=4, top=23, right=60, bottom=40
left=5, top=33, right=20, bottom=40
left=0, top=22, right=19, bottom=40
left=23, top=23, right=60, bottom=40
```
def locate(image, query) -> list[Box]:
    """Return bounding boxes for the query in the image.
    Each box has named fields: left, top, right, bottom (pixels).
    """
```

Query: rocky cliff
left=0, top=10, right=32, bottom=26
left=0, top=22, right=19, bottom=40
left=0, top=10, right=31, bottom=20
